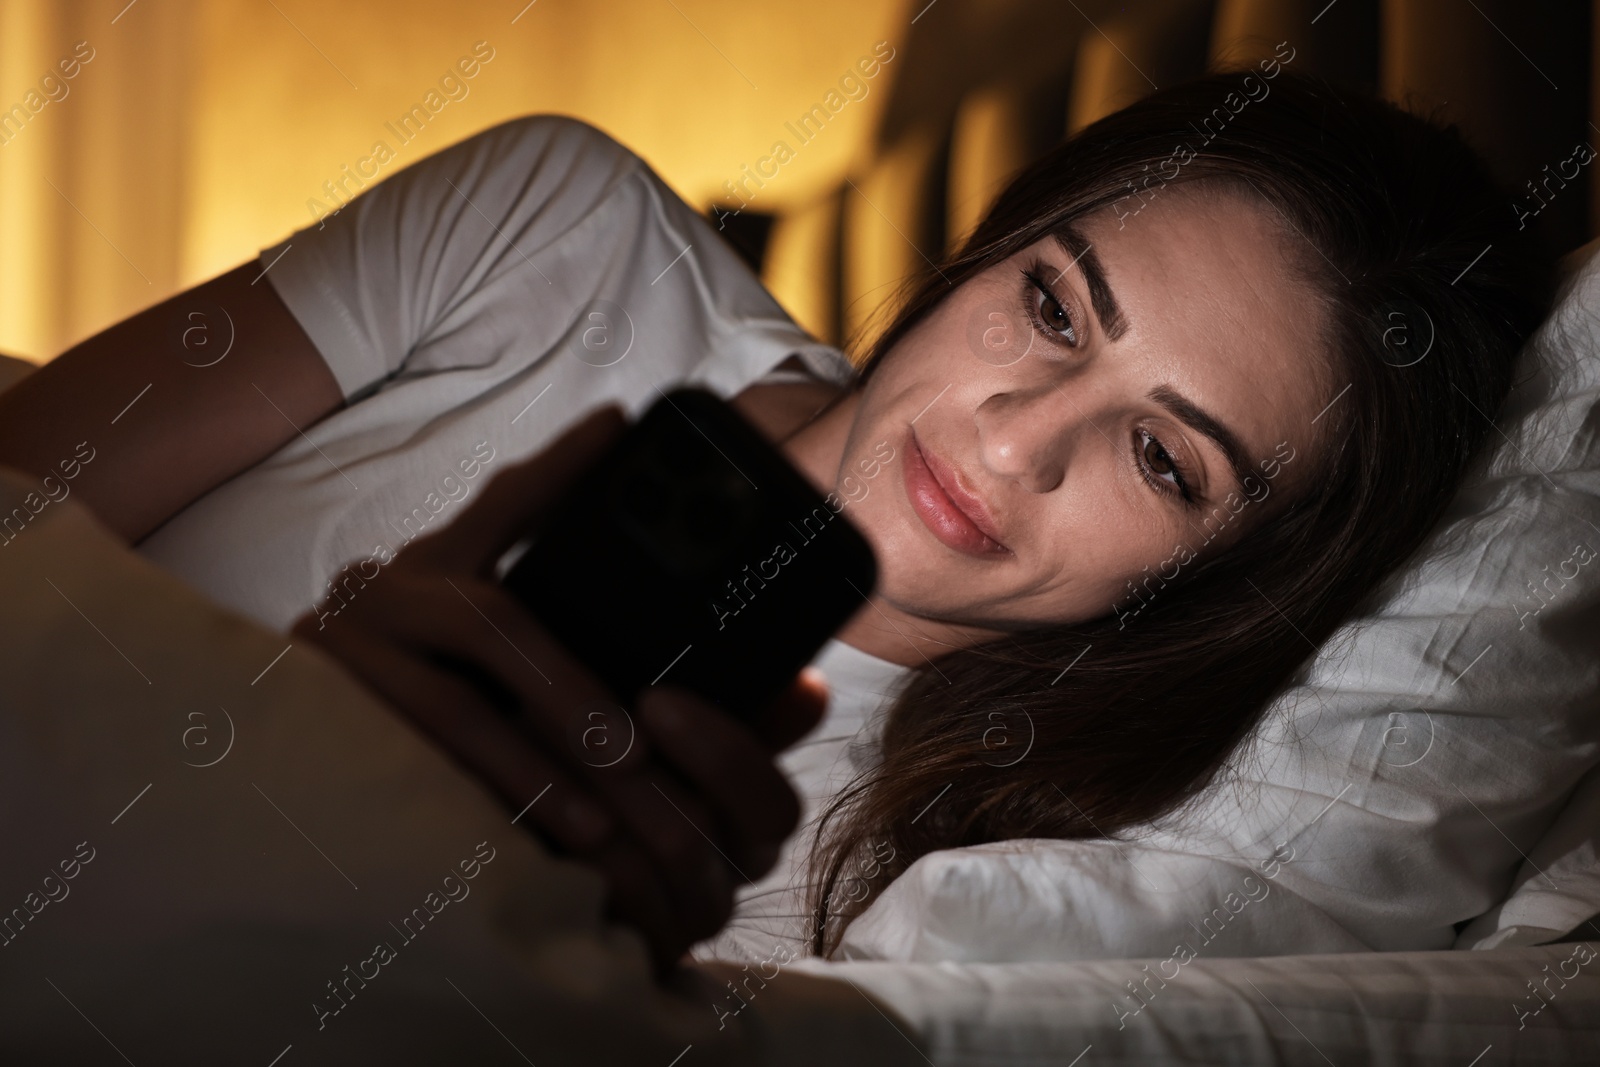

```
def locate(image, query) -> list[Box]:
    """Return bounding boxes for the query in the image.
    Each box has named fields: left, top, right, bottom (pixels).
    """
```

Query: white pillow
left=1457, top=762, right=1600, bottom=949
left=838, top=239, right=1600, bottom=964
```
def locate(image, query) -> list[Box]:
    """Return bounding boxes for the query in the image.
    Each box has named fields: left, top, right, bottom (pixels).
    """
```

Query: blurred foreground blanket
left=0, top=463, right=924, bottom=1066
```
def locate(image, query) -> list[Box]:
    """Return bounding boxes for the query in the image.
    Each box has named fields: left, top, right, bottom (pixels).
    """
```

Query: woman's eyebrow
left=1148, top=384, right=1252, bottom=493
left=1051, top=224, right=1129, bottom=342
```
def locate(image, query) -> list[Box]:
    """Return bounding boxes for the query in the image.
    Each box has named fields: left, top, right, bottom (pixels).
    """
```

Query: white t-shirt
left=132, top=112, right=916, bottom=963
left=692, top=635, right=913, bottom=965
left=138, top=113, right=858, bottom=632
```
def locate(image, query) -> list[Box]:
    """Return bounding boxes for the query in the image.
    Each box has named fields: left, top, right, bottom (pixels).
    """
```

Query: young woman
left=790, top=70, right=1556, bottom=958
left=0, top=69, right=1554, bottom=974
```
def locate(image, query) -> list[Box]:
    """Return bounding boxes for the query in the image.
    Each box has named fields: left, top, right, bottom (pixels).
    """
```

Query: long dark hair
left=804, top=69, right=1557, bottom=957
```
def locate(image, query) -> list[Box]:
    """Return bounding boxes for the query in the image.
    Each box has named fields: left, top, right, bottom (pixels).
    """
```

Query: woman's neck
left=768, top=381, right=998, bottom=670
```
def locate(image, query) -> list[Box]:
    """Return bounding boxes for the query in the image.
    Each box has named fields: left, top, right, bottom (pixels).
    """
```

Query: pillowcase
left=836, top=239, right=1600, bottom=964
left=1456, top=761, right=1600, bottom=949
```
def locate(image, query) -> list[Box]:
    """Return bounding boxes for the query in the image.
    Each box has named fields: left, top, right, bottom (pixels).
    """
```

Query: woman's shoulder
left=455, top=113, right=645, bottom=179
left=368, top=112, right=647, bottom=236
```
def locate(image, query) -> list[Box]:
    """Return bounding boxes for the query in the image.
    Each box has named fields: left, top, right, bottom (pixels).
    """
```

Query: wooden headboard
left=757, top=0, right=1591, bottom=349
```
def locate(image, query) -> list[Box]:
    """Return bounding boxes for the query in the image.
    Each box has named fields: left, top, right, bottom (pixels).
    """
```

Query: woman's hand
left=289, top=406, right=826, bottom=974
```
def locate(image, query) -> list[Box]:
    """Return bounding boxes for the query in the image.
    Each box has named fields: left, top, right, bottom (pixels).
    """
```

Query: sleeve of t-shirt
left=258, top=114, right=649, bottom=401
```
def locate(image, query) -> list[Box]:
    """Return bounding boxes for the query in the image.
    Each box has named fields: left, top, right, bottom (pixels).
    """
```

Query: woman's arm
left=0, top=261, right=342, bottom=543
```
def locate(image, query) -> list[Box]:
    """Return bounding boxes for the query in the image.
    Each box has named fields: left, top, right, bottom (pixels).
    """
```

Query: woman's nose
left=974, top=385, right=1095, bottom=495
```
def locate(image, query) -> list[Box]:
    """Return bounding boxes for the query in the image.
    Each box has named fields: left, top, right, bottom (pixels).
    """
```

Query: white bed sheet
left=788, top=939, right=1600, bottom=1065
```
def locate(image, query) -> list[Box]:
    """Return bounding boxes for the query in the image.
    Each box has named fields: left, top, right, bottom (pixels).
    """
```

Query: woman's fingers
left=592, top=766, right=737, bottom=937
left=339, top=577, right=682, bottom=828
left=309, top=574, right=741, bottom=931
left=350, top=574, right=821, bottom=881
left=580, top=834, right=717, bottom=975
left=291, top=615, right=615, bottom=852
left=338, top=573, right=642, bottom=762
left=637, top=685, right=804, bottom=876
left=404, top=404, right=627, bottom=576
left=361, top=578, right=793, bottom=899
left=300, top=605, right=734, bottom=967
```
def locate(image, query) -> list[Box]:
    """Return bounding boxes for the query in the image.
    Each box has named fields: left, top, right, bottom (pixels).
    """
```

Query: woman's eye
left=1021, top=267, right=1077, bottom=347
left=1035, top=287, right=1071, bottom=337
left=1136, top=428, right=1191, bottom=499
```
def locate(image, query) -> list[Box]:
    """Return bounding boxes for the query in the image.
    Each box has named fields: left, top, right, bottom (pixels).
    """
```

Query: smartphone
left=496, top=386, right=877, bottom=722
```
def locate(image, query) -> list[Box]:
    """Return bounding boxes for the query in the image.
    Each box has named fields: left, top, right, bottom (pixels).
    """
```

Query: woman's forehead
left=1062, top=185, right=1334, bottom=476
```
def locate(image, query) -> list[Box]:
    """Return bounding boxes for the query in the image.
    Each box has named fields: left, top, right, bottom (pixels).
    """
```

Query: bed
left=787, top=939, right=1600, bottom=1064
left=0, top=443, right=1593, bottom=1064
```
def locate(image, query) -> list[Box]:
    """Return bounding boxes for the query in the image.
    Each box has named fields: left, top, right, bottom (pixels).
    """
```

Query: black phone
left=496, top=386, right=878, bottom=722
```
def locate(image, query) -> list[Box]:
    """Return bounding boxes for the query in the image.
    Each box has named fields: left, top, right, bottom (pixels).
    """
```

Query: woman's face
left=791, top=182, right=1336, bottom=663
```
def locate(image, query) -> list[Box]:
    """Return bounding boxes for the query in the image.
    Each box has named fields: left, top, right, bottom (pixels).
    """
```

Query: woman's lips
left=902, top=429, right=1010, bottom=557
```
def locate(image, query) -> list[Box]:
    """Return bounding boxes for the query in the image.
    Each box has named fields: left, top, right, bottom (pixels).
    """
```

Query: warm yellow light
left=0, top=0, right=906, bottom=363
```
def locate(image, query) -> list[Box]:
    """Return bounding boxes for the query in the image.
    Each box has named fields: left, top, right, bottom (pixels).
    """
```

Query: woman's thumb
left=411, top=403, right=628, bottom=573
